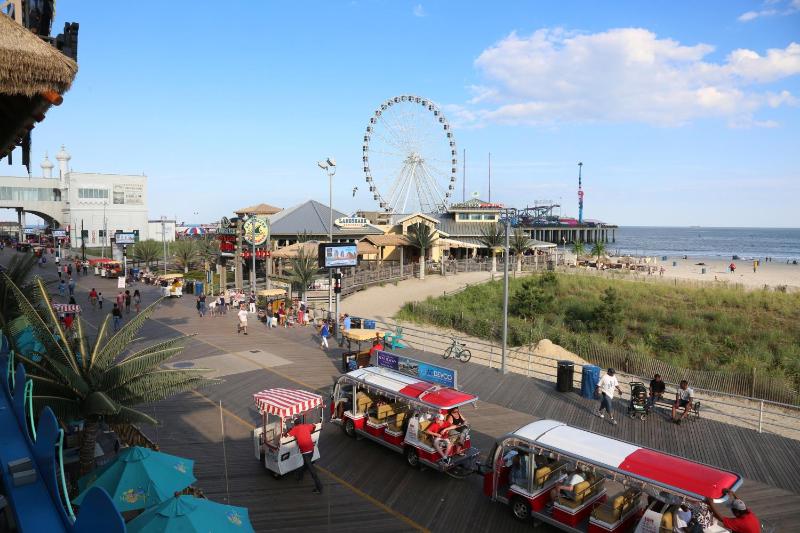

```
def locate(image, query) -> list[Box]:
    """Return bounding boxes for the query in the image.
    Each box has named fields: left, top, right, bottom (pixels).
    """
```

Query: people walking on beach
left=286, top=417, right=323, bottom=494
left=596, top=368, right=623, bottom=425
left=753, top=260, right=758, bottom=273
left=237, top=305, right=248, bottom=335
left=320, top=320, right=330, bottom=350
left=111, top=304, right=123, bottom=331
left=89, top=288, right=98, bottom=309
left=133, top=290, right=141, bottom=313
left=729, top=262, right=736, bottom=273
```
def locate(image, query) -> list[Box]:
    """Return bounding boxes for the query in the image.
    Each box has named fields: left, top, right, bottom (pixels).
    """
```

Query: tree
left=0, top=253, right=38, bottom=327
left=571, top=240, right=586, bottom=265
left=591, top=241, right=607, bottom=264
left=478, top=223, right=504, bottom=273
left=172, top=240, right=198, bottom=273
left=132, top=240, right=160, bottom=270
left=509, top=272, right=559, bottom=320
left=288, top=249, right=319, bottom=301
left=196, top=238, right=220, bottom=270
left=4, top=276, right=214, bottom=475
left=510, top=228, right=531, bottom=274
left=406, top=222, right=438, bottom=280
left=593, top=286, right=623, bottom=340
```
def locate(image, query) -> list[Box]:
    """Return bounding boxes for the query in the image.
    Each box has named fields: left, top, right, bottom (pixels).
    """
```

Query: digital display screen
left=318, top=243, right=358, bottom=268
left=115, top=233, right=137, bottom=244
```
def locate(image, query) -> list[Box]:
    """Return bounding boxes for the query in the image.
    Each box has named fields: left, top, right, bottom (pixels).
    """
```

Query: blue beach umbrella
left=126, top=495, right=254, bottom=533
left=73, top=446, right=196, bottom=512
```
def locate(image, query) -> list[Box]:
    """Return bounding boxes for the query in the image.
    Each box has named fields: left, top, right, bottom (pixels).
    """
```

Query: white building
left=0, top=146, right=151, bottom=248
left=148, top=219, right=176, bottom=243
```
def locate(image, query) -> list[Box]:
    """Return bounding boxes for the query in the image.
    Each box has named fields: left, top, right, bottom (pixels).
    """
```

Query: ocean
left=611, top=227, right=800, bottom=261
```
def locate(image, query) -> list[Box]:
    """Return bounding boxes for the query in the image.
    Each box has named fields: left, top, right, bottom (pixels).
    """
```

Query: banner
left=375, top=351, right=457, bottom=389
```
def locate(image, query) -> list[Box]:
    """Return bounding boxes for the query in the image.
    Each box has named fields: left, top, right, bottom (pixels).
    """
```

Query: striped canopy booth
left=253, top=388, right=322, bottom=418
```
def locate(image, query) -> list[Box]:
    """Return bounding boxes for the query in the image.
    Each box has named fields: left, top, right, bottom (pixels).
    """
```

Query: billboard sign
left=52, top=229, right=66, bottom=238
left=115, top=232, right=136, bottom=244
left=375, top=351, right=457, bottom=389
left=112, top=183, right=144, bottom=205
left=318, top=242, right=358, bottom=269
left=243, top=216, right=269, bottom=246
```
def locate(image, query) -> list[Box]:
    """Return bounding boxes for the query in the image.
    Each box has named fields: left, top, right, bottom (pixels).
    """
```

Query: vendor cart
left=158, top=273, right=184, bottom=297
left=252, top=388, right=323, bottom=477
left=342, top=328, right=384, bottom=352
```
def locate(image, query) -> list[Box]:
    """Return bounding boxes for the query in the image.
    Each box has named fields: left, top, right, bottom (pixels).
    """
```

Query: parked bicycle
left=443, top=336, right=471, bottom=363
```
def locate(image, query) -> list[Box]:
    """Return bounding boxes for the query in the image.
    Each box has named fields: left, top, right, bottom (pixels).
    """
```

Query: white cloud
left=456, top=28, right=800, bottom=127
left=737, top=0, right=798, bottom=21
left=413, top=4, right=426, bottom=17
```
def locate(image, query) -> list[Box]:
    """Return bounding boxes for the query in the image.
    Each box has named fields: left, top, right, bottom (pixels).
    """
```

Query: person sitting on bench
left=671, top=380, right=694, bottom=425
left=648, top=373, right=666, bottom=408
left=549, top=465, right=585, bottom=505
left=424, top=413, right=454, bottom=465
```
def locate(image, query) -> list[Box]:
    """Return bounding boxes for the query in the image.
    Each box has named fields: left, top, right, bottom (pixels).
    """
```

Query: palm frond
left=93, top=298, right=164, bottom=371
left=75, top=316, right=90, bottom=371
left=28, top=373, right=85, bottom=397
left=100, top=336, right=193, bottom=390
left=108, top=370, right=215, bottom=405
left=32, top=395, right=82, bottom=421
left=17, top=352, right=89, bottom=395
left=87, top=315, right=112, bottom=372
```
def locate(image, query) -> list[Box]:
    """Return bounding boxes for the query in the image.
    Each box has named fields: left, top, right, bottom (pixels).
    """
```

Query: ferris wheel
left=362, top=95, right=457, bottom=214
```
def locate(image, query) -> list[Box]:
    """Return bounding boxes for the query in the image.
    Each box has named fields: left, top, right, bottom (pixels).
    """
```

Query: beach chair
left=384, top=327, right=407, bottom=350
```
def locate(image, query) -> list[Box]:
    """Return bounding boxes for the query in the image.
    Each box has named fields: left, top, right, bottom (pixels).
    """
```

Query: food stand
left=257, top=288, right=287, bottom=325
left=158, top=273, right=184, bottom=297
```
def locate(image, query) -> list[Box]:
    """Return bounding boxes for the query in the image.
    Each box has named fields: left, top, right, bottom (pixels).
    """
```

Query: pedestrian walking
left=595, top=368, right=623, bottom=425
left=67, top=263, right=72, bottom=276
left=133, top=290, right=141, bottom=313
left=286, top=417, right=322, bottom=494
left=249, top=291, right=256, bottom=314
left=197, top=294, right=207, bottom=317
left=89, top=288, right=98, bottom=309
left=58, top=279, right=66, bottom=297
left=97, top=291, right=103, bottom=309
left=124, top=290, right=131, bottom=314
left=116, top=291, right=124, bottom=309
left=237, top=305, right=248, bottom=335
left=111, top=304, right=122, bottom=331
left=320, top=320, right=330, bottom=350
left=68, top=277, right=76, bottom=297
left=82, top=261, right=88, bottom=276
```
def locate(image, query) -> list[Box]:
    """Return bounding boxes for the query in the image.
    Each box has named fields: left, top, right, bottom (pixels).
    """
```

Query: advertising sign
left=115, top=232, right=136, bottom=244
left=112, top=183, right=144, bottom=205
left=318, top=242, right=358, bottom=268
left=376, top=351, right=457, bottom=389
left=117, top=276, right=126, bottom=289
left=52, top=229, right=66, bottom=238
left=243, top=216, right=269, bottom=246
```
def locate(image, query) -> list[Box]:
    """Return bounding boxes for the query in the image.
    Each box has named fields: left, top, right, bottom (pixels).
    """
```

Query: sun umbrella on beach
left=73, top=446, right=196, bottom=512
left=126, top=494, right=254, bottom=533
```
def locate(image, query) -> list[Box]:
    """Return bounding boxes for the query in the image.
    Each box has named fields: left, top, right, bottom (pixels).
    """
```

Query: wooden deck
left=9, top=251, right=799, bottom=533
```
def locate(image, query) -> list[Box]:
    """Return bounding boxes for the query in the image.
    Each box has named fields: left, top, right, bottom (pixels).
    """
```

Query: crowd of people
left=596, top=368, right=696, bottom=425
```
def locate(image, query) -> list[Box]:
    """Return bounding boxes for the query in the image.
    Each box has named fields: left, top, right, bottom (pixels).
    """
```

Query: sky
left=4, top=0, right=799, bottom=227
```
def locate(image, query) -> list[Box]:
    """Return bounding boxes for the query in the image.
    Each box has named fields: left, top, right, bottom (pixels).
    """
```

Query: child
left=98, top=292, right=103, bottom=309
left=320, top=321, right=330, bottom=350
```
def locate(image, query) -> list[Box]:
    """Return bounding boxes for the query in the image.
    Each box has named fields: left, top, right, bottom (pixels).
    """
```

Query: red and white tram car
left=485, top=420, right=743, bottom=532
left=330, top=366, right=480, bottom=475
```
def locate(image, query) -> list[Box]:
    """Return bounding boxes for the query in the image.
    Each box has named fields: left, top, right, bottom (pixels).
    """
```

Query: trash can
left=556, top=360, right=574, bottom=393
left=701, top=267, right=706, bottom=274
left=672, top=261, right=677, bottom=267
left=662, top=256, right=667, bottom=261
left=195, top=281, right=204, bottom=295
left=364, top=319, right=376, bottom=329
left=350, top=317, right=362, bottom=329
left=581, top=365, right=600, bottom=399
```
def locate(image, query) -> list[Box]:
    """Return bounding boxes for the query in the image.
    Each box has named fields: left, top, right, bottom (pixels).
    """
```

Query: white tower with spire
left=41, top=152, right=54, bottom=179
left=56, top=145, right=71, bottom=186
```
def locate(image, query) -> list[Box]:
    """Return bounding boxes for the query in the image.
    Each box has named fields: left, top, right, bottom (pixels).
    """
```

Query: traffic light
left=81, top=230, right=88, bottom=238
left=333, top=271, right=342, bottom=294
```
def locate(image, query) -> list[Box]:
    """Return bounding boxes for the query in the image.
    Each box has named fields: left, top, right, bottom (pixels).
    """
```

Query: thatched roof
left=234, top=203, right=282, bottom=216
left=0, top=14, right=78, bottom=97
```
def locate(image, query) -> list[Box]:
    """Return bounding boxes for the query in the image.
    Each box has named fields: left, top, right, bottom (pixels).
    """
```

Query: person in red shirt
left=424, top=413, right=454, bottom=465
left=369, top=335, right=384, bottom=358
left=706, top=490, right=760, bottom=533
left=286, top=417, right=322, bottom=494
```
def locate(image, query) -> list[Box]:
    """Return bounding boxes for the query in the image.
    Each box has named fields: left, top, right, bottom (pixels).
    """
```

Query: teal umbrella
left=73, top=446, right=196, bottom=512
left=127, top=495, right=254, bottom=533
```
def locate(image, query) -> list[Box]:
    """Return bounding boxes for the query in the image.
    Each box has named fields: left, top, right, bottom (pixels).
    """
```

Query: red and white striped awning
left=253, top=388, right=322, bottom=418
left=53, top=303, right=82, bottom=313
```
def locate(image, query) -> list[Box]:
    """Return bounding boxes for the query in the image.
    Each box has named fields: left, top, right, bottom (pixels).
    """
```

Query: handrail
left=7, top=348, right=14, bottom=389
left=24, top=379, right=36, bottom=441
left=57, top=428, right=76, bottom=522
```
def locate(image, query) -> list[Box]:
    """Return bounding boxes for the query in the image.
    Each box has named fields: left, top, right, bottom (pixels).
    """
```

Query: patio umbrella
left=127, top=494, right=254, bottom=533
left=73, top=447, right=196, bottom=512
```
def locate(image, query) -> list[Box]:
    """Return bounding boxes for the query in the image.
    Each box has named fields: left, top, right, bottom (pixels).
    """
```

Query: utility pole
left=318, top=157, right=337, bottom=321
left=488, top=152, right=492, bottom=202
left=234, top=218, right=243, bottom=290
left=160, top=216, right=168, bottom=275
left=101, top=202, right=107, bottom=259
left=578, top=162, right=584, bottom=225
left=81, top=219, right=85, bottom=261
left=462, top=148, right=466, bottom=202
left=499, top=208, right=516, bottom=375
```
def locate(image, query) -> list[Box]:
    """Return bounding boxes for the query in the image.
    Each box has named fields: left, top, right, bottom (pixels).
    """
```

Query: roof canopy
left=253, top=388, right=322, bottom=418
left=268, top=200, right=383, bottom=237
left=362, top=234, right=411, bottom=247
left=344, top=367, right=477, bottom=409
left=234, top=203, right=282, bottom=216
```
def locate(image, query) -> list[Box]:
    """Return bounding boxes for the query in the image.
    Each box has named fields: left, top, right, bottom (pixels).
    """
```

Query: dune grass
left=397, top=273, right=800, bottom=385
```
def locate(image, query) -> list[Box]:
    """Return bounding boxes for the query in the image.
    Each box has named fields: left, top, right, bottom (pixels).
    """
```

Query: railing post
left=758, top=400, right=764, bottom=434
left=527, top=350, right=532, bottom=377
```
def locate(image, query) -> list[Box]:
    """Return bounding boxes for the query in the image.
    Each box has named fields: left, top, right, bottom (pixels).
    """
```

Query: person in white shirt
left=671, top=380, right=694, bottom=425
left=596, top=368, right=623, bottom=425
left=237, top=306, right=249, bottom=335
left=549, top=466, right=586, bottom=503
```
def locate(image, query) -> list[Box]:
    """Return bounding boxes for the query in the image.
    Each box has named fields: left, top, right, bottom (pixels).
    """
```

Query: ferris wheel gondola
left=362, top=95, right=457, bottom=214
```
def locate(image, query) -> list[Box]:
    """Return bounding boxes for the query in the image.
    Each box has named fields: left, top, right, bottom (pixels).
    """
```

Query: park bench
left=651, top=389, right=701, bottom=420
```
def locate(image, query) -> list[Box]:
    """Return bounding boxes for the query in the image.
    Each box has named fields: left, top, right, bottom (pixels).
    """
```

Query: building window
left=483, top=214, right=496, bottom=221
left=78, top=188, right=109, bottom=199
left=0, top=186, right=57, bottom=201
left=469, top=213, right=482, bottom=220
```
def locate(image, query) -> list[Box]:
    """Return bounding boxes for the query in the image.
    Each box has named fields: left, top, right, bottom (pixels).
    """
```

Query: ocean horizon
left=611, top=226, right=800, bottom=261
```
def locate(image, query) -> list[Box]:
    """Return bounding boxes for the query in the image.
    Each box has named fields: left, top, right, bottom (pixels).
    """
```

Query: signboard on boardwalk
left=376, top=351, right=457, bottom=389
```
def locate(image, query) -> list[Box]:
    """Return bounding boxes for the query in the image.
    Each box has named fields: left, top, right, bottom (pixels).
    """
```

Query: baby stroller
left=627, top=381, right=650, bottom=420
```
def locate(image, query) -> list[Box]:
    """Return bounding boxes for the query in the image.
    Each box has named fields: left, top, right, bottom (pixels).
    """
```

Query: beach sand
left=616, top=256, right=800, bottom=290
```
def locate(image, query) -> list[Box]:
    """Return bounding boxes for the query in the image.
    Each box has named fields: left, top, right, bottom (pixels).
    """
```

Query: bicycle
left=442, top=336, right=471, bottom=363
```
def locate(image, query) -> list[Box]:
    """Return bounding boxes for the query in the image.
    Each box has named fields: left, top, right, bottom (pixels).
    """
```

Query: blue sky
left=6, top=0, right=799, bottom=226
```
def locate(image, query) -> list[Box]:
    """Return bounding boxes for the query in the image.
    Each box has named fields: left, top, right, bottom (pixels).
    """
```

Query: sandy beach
left=607, top=255, right=800, bottom=290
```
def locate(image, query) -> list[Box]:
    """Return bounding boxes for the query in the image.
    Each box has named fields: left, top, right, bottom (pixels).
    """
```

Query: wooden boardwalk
left=11, top=253, right=799, bottom=533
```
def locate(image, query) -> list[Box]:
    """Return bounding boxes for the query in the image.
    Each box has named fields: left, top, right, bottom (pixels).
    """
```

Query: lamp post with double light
left=499, top=207, right=517, bottom=375
left=317, top=157, right=337, bottom=320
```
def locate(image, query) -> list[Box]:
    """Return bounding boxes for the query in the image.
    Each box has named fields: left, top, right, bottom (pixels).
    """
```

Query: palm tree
left=4, top=276, right=214, bottom=475
left=172, top=240, right=198, bottom=273
left=572, top=240, right=586, bottom=265
left=197, top=238, right=220, bottom=269
left=0, top=253, right=38, bottom=326
left=591, top=241, right=607, bottom=264
left=132, top=239, right=160, bottom=271
left=406, top=222, right=438, bottom=280
left=510, top=228, right=531, bottom=274
left=288, top=249, right=319, bottom=301
left=478, top=223, right=504, bottom=273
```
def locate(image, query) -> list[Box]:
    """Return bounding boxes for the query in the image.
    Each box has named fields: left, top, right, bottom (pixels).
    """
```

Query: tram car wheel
left=343, top=418, right=356, bottom=438
left=405, top=447, right=419, bottom=468
left=510, top=497, right=531, bottom=521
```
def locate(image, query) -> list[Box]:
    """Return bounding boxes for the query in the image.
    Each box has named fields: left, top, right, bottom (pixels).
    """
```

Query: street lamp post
left=317, top=157, right=337, bottom=321
left=160, top=216, right=168, bottom=275
left=101, top=202, right=107, bottom=259
left=499, top=208, right=517, bottom=375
